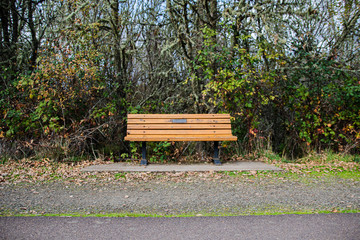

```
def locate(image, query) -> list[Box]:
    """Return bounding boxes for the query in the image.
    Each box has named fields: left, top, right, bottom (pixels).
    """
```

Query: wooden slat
left=127, top=124, right=231, bottom=130
left=124, top=135, right=238, bottom=142
left=128, top=114, right=231, bottom=119
left=127, top=129, right=232, bottom=135
left=125, top=114, right=237, bottom=142
left=128, top=118, right=231, bottom=124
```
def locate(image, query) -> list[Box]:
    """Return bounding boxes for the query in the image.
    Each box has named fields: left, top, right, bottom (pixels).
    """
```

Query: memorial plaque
left=171, top=119, right=187, bottom=123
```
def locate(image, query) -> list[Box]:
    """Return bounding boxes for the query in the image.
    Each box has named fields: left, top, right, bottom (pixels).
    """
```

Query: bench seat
left=125, top=135, right=238, bottom=141
left=124, top=114, right=237, bottom=165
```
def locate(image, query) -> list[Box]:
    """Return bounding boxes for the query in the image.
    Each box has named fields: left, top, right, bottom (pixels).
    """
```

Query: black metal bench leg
left=140, top=141, right=148, bottom=165
left=213, top=141, right=221, bottom=165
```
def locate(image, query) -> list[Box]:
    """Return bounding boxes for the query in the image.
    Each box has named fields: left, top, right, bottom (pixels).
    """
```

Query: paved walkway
left=1, top=214, right=359, bottom=240
left=81, top=161, right=282, bottom=172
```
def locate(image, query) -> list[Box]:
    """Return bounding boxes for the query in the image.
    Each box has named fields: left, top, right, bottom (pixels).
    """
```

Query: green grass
left=334, top=171, right=360, bottom=179
left=263, top=151, right=284, bottom=162
left=260, top=149, right=360, bottom=164
left=221, top=169, right=360, bottom=181
left=114, top=173, right=127, bottom=180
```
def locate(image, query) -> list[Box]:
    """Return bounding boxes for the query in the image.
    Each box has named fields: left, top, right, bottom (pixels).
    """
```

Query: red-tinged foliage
left=1, top=23, right=118, bottom=159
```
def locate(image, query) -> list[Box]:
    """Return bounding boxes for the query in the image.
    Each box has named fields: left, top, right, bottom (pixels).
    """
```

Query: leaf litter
left=0, top=156, right=359, bottom=185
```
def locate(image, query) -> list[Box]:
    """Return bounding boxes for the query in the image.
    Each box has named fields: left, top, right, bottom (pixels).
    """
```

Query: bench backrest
left=125, top=114, right=237, bottom=141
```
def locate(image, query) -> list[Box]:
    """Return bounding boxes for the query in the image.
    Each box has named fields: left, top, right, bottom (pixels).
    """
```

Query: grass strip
left=2, top=209, right=360, bottom=218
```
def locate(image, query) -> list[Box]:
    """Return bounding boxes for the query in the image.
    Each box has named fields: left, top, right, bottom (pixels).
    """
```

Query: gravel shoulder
left=1, top=174, right=359, bottom=216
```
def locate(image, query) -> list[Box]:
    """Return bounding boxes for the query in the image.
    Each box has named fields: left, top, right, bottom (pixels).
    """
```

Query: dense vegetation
left=1, top=0, right=359, bottom=162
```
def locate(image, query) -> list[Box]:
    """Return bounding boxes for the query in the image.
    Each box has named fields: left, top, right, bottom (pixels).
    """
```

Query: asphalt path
left=1, top=213, right=359, bottom=240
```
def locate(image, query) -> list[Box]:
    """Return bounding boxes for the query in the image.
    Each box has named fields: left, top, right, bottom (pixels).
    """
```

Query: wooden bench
left=124, top=114, right=237, bottom=165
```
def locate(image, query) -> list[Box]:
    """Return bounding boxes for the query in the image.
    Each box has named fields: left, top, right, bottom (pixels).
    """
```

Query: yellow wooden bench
left=124, top=114, right=237, bottom=165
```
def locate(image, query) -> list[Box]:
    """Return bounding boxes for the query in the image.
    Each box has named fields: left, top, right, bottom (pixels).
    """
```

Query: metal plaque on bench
left=171, top=119, right=187, bottom=123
